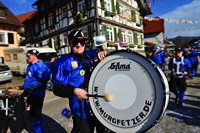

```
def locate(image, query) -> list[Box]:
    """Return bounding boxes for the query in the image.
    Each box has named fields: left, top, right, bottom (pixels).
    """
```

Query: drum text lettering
left=108, top=62, right=131, bottom=71
left=94, top=87, right=98, bottom=93
left=94, top=99, right=153, bottom=127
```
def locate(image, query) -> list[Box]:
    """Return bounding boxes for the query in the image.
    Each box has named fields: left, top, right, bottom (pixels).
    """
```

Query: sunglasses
left=71, top=39, right=85, bottom=47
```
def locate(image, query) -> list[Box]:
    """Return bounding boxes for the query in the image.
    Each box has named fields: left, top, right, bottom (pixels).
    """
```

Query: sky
left=1, top=0, right=200, bottom=38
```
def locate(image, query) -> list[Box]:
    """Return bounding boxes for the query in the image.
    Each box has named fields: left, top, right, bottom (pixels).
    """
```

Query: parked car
left=0, top=63, right=13, bottom=83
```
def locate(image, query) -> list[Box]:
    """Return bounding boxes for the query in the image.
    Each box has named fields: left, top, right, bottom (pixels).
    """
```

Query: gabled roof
left=0, top=2, right=23, bottom=26
left=143, top=17, right=164, bottom=34
left=16, top=11, right=37, bottom=23
left=136, top=0, right=152, bottom=16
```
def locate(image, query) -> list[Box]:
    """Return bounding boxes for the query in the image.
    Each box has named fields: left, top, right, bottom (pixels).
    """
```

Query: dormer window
left=0, top=9, right=6, bottom=18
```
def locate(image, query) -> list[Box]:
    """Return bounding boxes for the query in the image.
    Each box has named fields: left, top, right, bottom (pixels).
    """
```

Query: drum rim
left=86, top=49, right=170, bottom=133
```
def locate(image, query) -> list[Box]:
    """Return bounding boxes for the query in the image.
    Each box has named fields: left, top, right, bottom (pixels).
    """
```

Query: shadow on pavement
left=187, top=84, right=200, bottom=90
left=167, top=101, right=200, bottom=127
left=9, top=113, right=68, bottom=133
left=42, top=114, right=68, bottom=133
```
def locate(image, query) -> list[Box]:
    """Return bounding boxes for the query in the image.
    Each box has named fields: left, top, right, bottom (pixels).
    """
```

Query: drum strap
left=173, top=57, right=184, bottom=74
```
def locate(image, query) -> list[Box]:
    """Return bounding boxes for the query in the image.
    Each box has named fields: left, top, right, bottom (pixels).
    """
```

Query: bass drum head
left=87, top=50, right=169, bottom=133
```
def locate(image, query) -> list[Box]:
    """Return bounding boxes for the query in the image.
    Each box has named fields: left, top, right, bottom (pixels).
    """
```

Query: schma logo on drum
left=108, top=62, right=131, bottom=71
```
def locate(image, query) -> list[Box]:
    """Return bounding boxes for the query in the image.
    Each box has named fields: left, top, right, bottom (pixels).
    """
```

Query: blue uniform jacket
left=186, top=50, right=198, bottom=67
left=23, top=61, right=50, bottom=97
left=51, top=50, right=98, bottom=119
left=150, top=52, right=166, bottom=65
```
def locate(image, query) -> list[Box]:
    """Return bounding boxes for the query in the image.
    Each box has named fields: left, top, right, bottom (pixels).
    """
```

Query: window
left=107, top=27, right=113, bottom=41
left=126, top=9, right=131, bottom=19
left=5, top=54, right=11, bottom=61
left=13, top=54, right=18, bottom=60
left=34, top=21, right=40, bottom=34
left=122, top=30, right=126, bottom=42
left=127, top=32, right=133, bottom=43
left=136, top=13, right=140, bottom=25
left=48, top=14, right=54, bottom=26
left=104, top=0, right=111, bottom=12
left=63, top=33, right=68, bottom=45
left=119, top=5, right=124, bottom=15
left=0, top=9, right=5, bottom=18
left=62, top=6, right=68, bottom=18
left=40, top=18, right=46, bottom=30
left=0, top=64, right=9, bottom=71
left=81, top=27, right=88, bottom=37
left=8, top=33, right=14, bottom=44
left=0, top=32, right=8, bottom=44
left=78, top=0, right=85, bottom=12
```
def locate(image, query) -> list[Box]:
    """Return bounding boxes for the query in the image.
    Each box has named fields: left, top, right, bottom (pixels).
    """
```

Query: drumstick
left=87, top=93, right=114, bottom=102
left=71, top=57, right=98, bottom=68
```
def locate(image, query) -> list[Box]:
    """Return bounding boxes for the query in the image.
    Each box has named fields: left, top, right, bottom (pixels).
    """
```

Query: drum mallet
left=87, top=93, right=114, bottom=102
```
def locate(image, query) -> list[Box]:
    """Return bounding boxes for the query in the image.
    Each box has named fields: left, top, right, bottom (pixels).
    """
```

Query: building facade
left=0, top=2, right=23, bottom=63
left=24, top=0, right=151, bottom=56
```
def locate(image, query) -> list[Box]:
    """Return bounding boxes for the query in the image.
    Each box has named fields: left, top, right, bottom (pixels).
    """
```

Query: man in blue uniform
left=186, top=46, right=199, bottom=77
left=149, top=45, right=167, bottom=71
left=21, top=49, right=50, bottom=133
left=168, top=48, right=191, bottom=106
left=0, top=49, right=50, bottom=133
left=51, top=29, right=107, bottom=133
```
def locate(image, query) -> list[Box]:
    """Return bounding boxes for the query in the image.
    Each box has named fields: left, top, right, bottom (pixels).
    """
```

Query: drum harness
left=172, top=57, right=186, bottom=78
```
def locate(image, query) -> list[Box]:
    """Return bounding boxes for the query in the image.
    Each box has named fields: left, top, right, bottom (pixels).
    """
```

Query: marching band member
left=149, top=45, right=167, bottom=71
left=20, top=49, right=50, bottom=133
left=0, top=49, right=50, bottom=133
left=168, top=48, right=191, bottom=106
left=51, top=29, right=108, bottom=133
left=186, top=46, right=199, bottom=78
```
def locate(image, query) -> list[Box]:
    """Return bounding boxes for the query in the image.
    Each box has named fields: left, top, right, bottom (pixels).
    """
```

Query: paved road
left=1, top=66, right=200, bottom=133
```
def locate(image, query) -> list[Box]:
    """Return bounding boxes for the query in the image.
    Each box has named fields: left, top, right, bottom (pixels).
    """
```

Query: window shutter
left=131, top=10, right=136, bottom=22
left=101, top=25, right=109, bottom=40
left=45, top=17, right=49, bottom=28
left=57, top=35, right=61, bottom=48
left=118, top=28, right=122, bottom=42
left=85, top=0, right=90, bottom=10
left=72, top=0, right=77, bottom=15
left=114, top=27, right=117, bottom=42
left=88, top=25, right=93, bottom=41
left=116, top=2, right=120, bottom=14
left=140, top=17, right=143, bottom=26
left=53, top=12, right=57, bottom=25
left=100, top=0, right=105, bottom=9
left=140, top=34, right=143, bottom=45
left=111, top=0, right=115, bottom=14
left=134, top=32, right=138, bottom=44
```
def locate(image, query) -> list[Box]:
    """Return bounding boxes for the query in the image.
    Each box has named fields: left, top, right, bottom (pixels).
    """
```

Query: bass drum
left=87, top=50, right=169, bottom=133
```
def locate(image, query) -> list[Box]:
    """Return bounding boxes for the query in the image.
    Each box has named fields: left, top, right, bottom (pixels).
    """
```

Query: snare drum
left=87, top=50, right=169, bottom=133
left=0, top=93, right=27, bottom=118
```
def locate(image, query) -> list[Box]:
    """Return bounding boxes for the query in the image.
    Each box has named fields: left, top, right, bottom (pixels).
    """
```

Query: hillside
left=168, top=36, right=200, bottom=48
